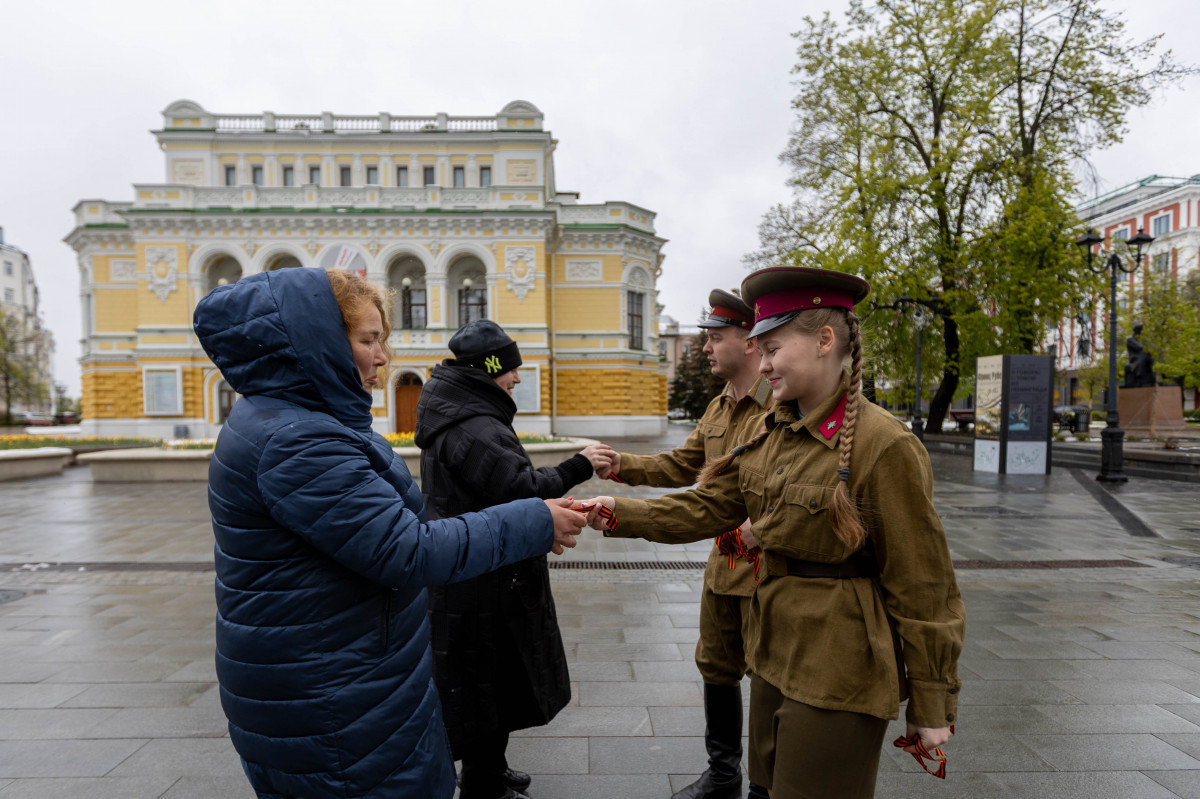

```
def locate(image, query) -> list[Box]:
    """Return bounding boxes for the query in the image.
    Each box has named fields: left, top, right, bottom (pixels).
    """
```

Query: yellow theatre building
left=66, top=100, right=668, bottom=439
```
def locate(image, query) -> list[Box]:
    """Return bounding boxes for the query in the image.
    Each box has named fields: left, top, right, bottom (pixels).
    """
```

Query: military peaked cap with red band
left=741, top=266, right=871, bottom=338
left=697, top=288, right=754, bottom=330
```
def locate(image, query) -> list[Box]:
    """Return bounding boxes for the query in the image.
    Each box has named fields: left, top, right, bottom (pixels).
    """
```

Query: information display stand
left=973, top=354, right=1054, bottom=474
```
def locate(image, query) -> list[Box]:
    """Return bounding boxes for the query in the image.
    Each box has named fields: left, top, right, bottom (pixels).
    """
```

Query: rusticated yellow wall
left=82, top=369, right=140, bottom=419
left=554, top=364, right=665, bottom=416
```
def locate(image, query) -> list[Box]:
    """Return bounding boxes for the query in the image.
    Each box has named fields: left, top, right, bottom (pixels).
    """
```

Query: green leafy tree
left=668, top=330, right=724, bottom=420
left=1124, top=263, right=1200, bottom=391
left=751, top=0, right=1192, bottom=434
left=0, top=310, right=47, bottom=425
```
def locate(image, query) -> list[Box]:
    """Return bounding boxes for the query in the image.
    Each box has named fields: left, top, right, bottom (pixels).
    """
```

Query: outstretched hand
left=543, top=498, right=586, bottom=555
left=569, top=496, right=615, bottom=530
left=580, top=444, right=617, bottom=475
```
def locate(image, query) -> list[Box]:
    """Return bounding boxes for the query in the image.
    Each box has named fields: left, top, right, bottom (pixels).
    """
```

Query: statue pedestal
left=1117, top=385, right=1190, bottom=439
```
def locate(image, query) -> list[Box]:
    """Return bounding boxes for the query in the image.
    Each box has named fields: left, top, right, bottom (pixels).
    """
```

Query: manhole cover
left=0, top=589, right=26, bottom=606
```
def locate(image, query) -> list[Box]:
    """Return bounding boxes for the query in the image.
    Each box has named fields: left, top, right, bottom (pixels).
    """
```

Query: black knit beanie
left=448, top=319, right=523, bottom=376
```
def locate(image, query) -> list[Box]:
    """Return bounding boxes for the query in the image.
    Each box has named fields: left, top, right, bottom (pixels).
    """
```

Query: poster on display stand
left=973, top=354, right=1054, bottom=474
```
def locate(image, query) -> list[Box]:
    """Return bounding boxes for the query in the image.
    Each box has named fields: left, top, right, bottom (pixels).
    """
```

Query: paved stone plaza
left=1, top=429, right=1199, bottom=798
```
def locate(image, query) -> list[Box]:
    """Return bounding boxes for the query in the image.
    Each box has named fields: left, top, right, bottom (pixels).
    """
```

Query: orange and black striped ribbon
left=892, top=725, right=954, bottom=779
left=715, top=528, right=762, bottom=581
left=596, top=504, right=618, bottom=531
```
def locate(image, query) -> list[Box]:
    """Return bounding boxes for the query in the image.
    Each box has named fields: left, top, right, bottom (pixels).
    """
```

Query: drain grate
left=952, top=559, right=1150, bottom=570
left=549, top=561, right=705, bottom=570
left=1, top=559, right=1156, bottom=575
left=0, top=589, right=26, bottom=605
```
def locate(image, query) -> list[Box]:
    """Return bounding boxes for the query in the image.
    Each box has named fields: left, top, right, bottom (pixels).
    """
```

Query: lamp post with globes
left=1074, top=227, right=1154, bottom=483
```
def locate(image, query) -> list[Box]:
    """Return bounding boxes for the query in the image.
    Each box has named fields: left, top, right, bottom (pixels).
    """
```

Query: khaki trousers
left=748, top=674, right=888, bottom=799
left=694, top=588, right=753, bottom=686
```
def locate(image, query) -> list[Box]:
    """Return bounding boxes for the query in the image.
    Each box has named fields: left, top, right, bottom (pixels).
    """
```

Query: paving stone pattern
left=0, top=428, right=1198, bottom=798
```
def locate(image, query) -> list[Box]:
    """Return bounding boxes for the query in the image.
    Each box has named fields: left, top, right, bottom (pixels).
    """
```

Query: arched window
left=447, top=256, right=487, bottom=328
left=264, top=253, right=303, bottom=271
left=387, top=256, right=427, bottom=329
left=205, top=254, right=243, bottom=294
left=217, top=379, right=237, bottom=423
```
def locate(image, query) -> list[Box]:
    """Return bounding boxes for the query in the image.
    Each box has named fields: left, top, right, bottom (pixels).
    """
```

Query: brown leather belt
left=785, top=555, right=879, bottom=579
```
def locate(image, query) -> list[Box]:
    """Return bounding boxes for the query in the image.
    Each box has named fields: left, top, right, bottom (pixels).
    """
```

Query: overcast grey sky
left=1, top=0, right=1196, bottom=396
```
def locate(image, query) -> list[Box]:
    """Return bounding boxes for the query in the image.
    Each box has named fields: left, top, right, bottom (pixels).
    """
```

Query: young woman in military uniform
left=576, top=267, right=964, bottom=799
left=600, top=288, right=770, bottom=799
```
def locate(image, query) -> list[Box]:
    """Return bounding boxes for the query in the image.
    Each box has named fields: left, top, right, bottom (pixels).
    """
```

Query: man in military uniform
left=600, top=289, right=769, bottom=799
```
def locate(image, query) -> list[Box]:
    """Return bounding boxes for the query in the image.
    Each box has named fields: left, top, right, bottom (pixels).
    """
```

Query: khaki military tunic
left=608, top=375, right=965, bottom=728
left=616, top=377, right=772, bottom=597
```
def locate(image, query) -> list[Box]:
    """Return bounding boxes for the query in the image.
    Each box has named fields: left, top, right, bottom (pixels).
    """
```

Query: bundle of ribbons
left=715, top=527, right=761, bottom=581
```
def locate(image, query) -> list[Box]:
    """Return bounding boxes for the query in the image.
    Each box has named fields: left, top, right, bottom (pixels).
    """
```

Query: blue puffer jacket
left=193, top=267, right=554, bottom=799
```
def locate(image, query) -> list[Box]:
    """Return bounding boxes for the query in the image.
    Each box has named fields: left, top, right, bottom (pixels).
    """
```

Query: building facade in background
left=0, top=227, right=55, bottom=418
left=1050, top=175, right=1200, bottom=410
left=65, top=100, right=668, bottom=439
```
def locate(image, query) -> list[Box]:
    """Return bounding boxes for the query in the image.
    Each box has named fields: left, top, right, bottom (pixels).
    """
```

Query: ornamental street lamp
left=1074, top=227, right=1154, bottom=482
left=895, top=297, right=933, bottom=442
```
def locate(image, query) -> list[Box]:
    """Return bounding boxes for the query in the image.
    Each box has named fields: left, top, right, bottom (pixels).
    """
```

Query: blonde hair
left=698, top=307, right=867, bottom=550
left=325, top=268, right=396, bottom=369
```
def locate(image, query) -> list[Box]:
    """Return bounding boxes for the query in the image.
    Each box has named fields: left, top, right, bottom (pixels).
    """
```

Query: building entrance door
left=394, top=374, right=423, bottom=433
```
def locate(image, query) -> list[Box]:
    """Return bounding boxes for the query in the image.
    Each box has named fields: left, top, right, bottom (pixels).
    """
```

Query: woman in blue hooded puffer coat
left=193, top=267, right=585, bottom=799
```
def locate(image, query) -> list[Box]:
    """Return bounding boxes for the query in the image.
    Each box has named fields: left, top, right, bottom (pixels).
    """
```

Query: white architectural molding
left=145, top=246, right=179, bottom=302
left=564, top=259, right=602, bottom=281
left=505, top=246, right=537, bottom=301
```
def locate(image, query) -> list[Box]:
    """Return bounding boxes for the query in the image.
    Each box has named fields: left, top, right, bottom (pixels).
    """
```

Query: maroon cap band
left=752, top=287, right=856, bottom=326
left=710, top=305, right=751, bottom=324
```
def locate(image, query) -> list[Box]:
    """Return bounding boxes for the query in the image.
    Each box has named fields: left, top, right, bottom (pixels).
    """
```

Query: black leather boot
left=747, top=781, right=770, bottom=799
left=670, top=682, right=744, bottom=799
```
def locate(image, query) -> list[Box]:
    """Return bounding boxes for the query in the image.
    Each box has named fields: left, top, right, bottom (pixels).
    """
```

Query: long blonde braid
left=827, top=311, right=867, bottom=549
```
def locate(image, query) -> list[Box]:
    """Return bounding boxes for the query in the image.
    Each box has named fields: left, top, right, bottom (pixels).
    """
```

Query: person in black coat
left=415, top=320, right=614, bottom=799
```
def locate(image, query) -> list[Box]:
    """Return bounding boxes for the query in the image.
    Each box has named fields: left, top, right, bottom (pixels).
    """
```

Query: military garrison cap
left=742, top=267, right=871, bottom=338
left=697, top=288, right=753, bottom=330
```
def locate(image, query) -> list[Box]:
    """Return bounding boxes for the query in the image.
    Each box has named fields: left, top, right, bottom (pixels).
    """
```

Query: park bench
left=948, top=409, right=975, bottom=432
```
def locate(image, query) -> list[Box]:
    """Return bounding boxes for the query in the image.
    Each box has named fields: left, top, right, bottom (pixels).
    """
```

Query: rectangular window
left=1152, top=252, right=1170, bottom=274
left=282, top=166, right=294, bottom=187
left=365, top=166, right=379, bottom=185
left=423, top=166, right=436, bottom=186
left=479, top=166, right=491, bottom=188
left=402, top=288, right=427, bottom=329
left=1113, top=228, right=1129, bottom=241
left=143, top=368, right=182, bottom=415
left=308, top=165, right=321, bottom=185
left=453, top=166, right=465, bottom=188
left=396, top=166, right=409, bottom=187
left=251, top=165, right=263, bottom=186
left=1152, top=214, right=1171, bottom=236
left=458, top=288, right=487, bottom=327
left=340, top=166, right=352, bottom=187
left=3, top=288, right=13, bottom=304
left=224, top=165, right=237, bottom=186
left=628, top=291, right=645, bottom=350
left=3, top=261, right=11, bottom=276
